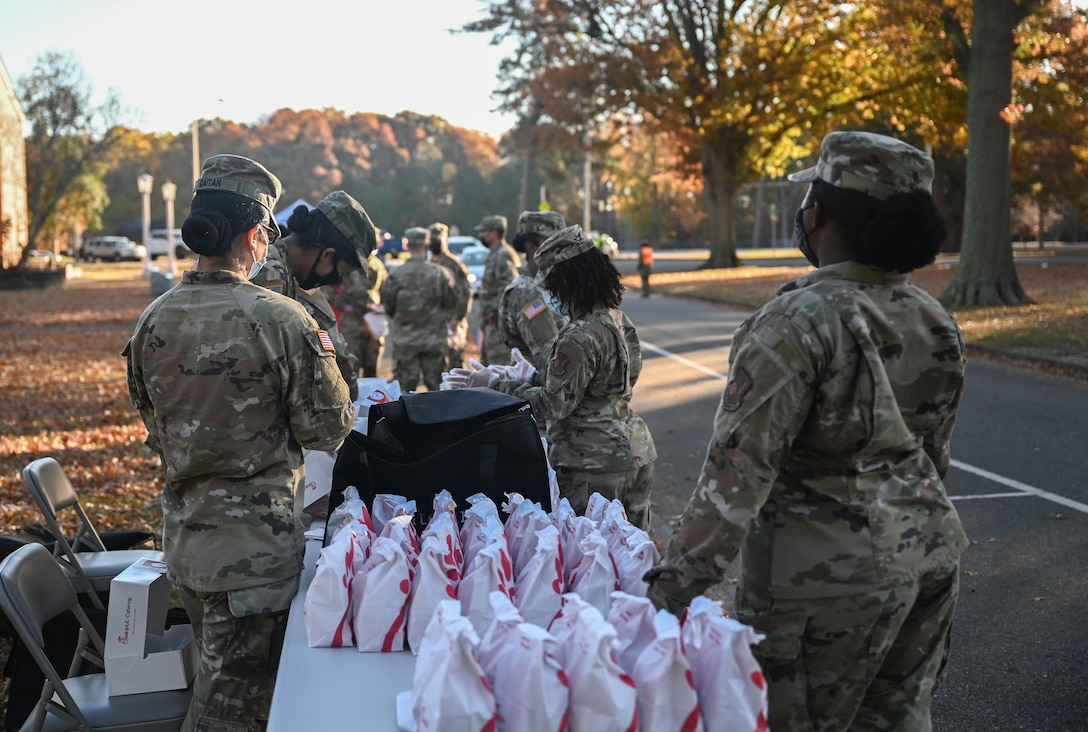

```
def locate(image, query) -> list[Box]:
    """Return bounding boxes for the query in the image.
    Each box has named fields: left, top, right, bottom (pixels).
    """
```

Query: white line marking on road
left=642, top=341, right=730, bottom=381
left=644, top=340, right=1088, bottom=514
left=950, top=492, right=1033, bottom=501
left=950, top=460, right=1088, bottom=515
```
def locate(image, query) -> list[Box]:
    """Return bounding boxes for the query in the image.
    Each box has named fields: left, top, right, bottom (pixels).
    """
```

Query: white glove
left=445, top=359, right=499, bottom=390
left=505, top=348, right=537, bottom=384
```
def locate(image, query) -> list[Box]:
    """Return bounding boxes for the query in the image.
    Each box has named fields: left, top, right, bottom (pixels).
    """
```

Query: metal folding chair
left=22, top=457, right=163, bottom=608
left=0, top=543, right=191, bottom=732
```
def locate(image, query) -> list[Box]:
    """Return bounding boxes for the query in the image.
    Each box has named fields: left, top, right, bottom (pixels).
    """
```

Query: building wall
left=0, top=53, right=28, bottom=269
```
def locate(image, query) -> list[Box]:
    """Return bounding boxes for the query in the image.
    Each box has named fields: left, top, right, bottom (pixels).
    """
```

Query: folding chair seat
left=0, top=543, right=191, bottom=732
left=22, top=457, right=164, bottom=608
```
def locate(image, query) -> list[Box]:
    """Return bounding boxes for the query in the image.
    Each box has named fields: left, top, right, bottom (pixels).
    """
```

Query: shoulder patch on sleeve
left=722, top=367, right=754, bottom=412
left=304, top=329, right=337, bottom=356
left=522, top=298, right=547, bottom=320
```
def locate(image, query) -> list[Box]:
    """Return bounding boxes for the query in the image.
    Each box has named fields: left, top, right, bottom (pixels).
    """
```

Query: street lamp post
left=161, top=181, right=178, bottom=276
left=137, top=173, right=154, bottom=275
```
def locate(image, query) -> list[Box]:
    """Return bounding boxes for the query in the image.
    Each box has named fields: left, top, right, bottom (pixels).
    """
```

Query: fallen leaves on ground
left=0, top=278, right=164, bottom=536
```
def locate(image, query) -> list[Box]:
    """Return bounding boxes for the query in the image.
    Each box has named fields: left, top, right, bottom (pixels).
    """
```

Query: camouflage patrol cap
left=788, top=131, right=934, bottom=200
left=194, top=154, right=281, bottom=213
left=477, top=214, right=508, bottom=232
left=534, top=224, right=596, bottom=282
left=429, top=222, right=449, bottom=241
left=404, top=226, right=430, bottom=246
left=518, top=210, right=566, bottom=238
left=316, top=191, right=378, bottom=268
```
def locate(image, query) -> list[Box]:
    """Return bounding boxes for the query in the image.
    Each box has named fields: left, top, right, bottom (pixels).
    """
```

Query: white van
left=147, top=228, right=188, bottom=259
left=82, top=236, right=148, bottom=262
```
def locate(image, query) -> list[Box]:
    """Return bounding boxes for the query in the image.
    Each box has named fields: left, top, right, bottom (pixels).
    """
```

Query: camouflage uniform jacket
left=324, top=256, right=387, bottom=334
left=380, top=258, right=458, bottom=350
left=478, top=242, right=521, bottom=320
left=251, top=238, right=359, bottom=399
left=494, top=307, right=656, bottom=472
left=434, top=252, right=472, bottom=321
left=655, top=261, right=969, bottom=602
left=498, top=270, right=567, bottom=371
left=123, top=269, right=355, bottom=593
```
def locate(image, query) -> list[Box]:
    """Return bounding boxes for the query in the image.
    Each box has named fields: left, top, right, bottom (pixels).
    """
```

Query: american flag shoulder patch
left=522, top=298, right=547, bottom=320
left=316, top=329, right=336, bottom=353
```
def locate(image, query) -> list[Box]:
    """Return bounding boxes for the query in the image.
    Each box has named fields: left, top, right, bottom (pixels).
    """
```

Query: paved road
left=621, top=292, right=1088, bottom=732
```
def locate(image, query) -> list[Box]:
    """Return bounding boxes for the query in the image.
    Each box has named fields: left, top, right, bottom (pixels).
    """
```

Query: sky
left=0, top=0, right=517, bottom=139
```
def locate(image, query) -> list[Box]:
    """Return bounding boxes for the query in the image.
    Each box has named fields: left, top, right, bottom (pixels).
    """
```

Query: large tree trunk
left=941, top=0, right=1031, bottom=308
left=700, top=138, right=741, bottom=268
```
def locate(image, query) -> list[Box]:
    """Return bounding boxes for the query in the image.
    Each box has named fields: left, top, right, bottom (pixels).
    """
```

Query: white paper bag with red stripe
left=504, top=496, right=551, bottom=579
left=458, top=533, right=515, bottom=638
left=411, top=600, right=496, bottom=732
left=352, top=536, right=410, bottom=652
left=514, top=524, right=564, bottom=629
left=380, top=512, right=420, bottom=585
left=632, top=610, right=703, bottom=732
left=459, top=495, right=505, bottom=572
left=684, top=598, right=769, bottom=732
left=407, top=513, right=462, bottom=653
left=607, top=591, right=658, bottom=674
left=478, top=592, right=569, bottom=732
left=548, top=593, right=637, bottom=732
left=303, top=525, right=357, bottom=647
left=568, top=529, right=619, bottom=618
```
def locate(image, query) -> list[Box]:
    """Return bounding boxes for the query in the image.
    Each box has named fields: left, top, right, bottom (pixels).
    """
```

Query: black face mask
left=793, top=205, right=819, bottom=268
left=299, top=250, right=343, bottom=289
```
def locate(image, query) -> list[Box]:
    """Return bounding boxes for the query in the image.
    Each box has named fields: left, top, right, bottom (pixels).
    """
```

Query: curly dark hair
left=810, top=179, right=947, bottom=273
left=542, top=247, right=625, bottom=315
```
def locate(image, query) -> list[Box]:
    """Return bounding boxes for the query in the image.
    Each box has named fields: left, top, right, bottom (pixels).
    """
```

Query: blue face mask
left=544, top=290, right=572, bottom=318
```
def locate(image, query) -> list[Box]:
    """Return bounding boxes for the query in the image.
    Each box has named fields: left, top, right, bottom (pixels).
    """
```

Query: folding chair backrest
left=24, top=457, right=108, bottom=557
left=0, top=543, right=98, bottom=730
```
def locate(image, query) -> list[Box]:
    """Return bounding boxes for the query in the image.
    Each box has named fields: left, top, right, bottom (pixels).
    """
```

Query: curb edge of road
left=659, top=291, right=1088, bottom=384
left=964, top=343, right=1088, bottom=382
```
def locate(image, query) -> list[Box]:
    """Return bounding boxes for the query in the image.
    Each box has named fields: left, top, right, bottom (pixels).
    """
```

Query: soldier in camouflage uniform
left=428, top=222, right=472, bottom=371
left=251, top=191, right=380, bottom=401
left=644, top=131, right=969, bottom=732
left=448, top=225, right=656, bottom=530
left=474, top=214, right=522, bottom=365
left=124, top=155, right=355, bottom=732
left=324, top=252, right=388, bottom=378
left=381, top=226, right=458, bottom=392
left=499, top=210, right=568, bottom=371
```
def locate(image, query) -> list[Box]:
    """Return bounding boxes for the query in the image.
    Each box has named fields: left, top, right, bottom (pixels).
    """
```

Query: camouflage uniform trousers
left=481, top=317, right=512, bottom=366
left=445, top=317, right=469, bottom=372
left=339, top=315, right=384, bottom=378
left=734, top=561, right=960, bottom=732
left=556, top=462, right=653, bottom=531
left=393, top=343, right=446, bottom=392
left=178, top=576, right=298, bottom=732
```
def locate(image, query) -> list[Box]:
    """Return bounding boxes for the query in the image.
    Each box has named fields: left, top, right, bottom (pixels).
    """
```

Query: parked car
left=448, top=236, right=483, bottom=257
left=147, top=228, right=189, bottom=259
left=81, top=236, right=147, bottom=263
left=25, top=250, right=66, bottom=269
left=378, top=230, right=406, bottom=259
left=459, top=244, right=489, bottom=297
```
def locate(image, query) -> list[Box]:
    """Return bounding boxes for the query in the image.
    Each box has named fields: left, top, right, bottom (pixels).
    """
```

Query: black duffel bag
left=327, top=388, right=550, bottom=537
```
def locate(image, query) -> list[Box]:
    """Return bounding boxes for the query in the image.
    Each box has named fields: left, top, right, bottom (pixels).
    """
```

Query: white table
left=267, top=539, right=416, bottom=730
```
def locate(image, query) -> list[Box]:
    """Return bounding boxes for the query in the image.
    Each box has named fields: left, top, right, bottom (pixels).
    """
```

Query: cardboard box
left=105, top=558, right=198, bottom=696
